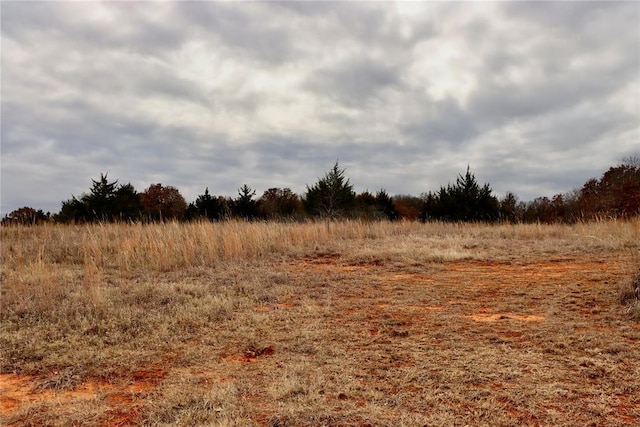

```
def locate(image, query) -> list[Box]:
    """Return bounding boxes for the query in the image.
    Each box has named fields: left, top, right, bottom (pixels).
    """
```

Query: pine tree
left=231, top=185, right=260, bottom=220
left=303, top=162, right=356, bottom=219
left=422, top=166, right=499, bottom=222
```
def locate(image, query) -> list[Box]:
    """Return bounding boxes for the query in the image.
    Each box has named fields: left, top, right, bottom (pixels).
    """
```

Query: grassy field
left=1, top=220, right=639, bottom=426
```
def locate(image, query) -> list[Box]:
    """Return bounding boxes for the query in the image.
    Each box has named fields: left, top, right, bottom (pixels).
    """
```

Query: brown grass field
left=1, top=220, right=639, bottom=426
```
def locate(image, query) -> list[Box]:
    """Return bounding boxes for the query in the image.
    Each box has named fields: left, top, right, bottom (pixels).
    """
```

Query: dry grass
left=1, top=219, right=639, bottom=426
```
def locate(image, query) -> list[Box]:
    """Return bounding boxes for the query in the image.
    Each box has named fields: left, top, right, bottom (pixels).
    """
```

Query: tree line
left=3, top=158, right=639, bottom=225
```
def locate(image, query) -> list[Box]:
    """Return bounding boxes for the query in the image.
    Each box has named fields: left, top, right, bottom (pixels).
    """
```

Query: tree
left=2, top=207, right=49, bottom=225
left=188, top=188, right=229, bottom=221
left=230, top=184, right=260, bottom=220
left=112, top=183, right=143, bottom=222
left=375, top=190, right=398, bottom=221
left=303, top=162, right=356, bottom=219
left=600, top=164, right=640, bottom=218
left=355, top=189, right=398, bottom=220
left=258, top=188, right=302, bottom=220
left=576, top=162, right=640, bottom=219
left=499, top=192, right=519, bottom=223
left=54, top=174, right=142, bottom=223
left=140, top=183, right=187, bottom=221
left=393, top=195, right=423, bottom=220
left=422, top=166, right=499, bottom=222
left=621, top=155, right=640, bottom=169
left=55, top=196, right=91, bottom=223
left=84, top=173, right=119, bottom=221
left=356, top=191, right=378, bottom=219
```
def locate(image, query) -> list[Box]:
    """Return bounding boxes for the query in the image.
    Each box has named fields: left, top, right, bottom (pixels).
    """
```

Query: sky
left=1, top=1, right=639, bottom=215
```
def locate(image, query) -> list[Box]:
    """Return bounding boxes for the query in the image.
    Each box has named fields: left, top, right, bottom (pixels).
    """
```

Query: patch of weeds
left=34, top=367, right=83, bottom=391
left=619, top=268, right=640, bottom=320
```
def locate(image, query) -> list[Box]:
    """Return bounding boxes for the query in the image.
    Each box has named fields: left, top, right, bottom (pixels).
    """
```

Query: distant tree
left=1, top=207, right=49, bottom=226
left=499, top=192, right=519, bottom=223
left=55, top=196, right=91, bottom=223
left=140, top=183, right=187, bottom=221
left=303, top=162, right=356, bottom=219
left=576, top=163, right=640, bottom=219
left=356, top=191, right=378, bottom=219
left=54, top=173, right=142, bottom=223
left=393, top=195, right=423, bottom=220
left=600, top=164, right=640, bottom=217
left=187, top=188, right=229, bottom=221
left=522, top=196, right=552, bottom=223
left=230, top=184, right=260, bottom=220
left=258, top=188, right=302, bottom=220
left=422, top=166, right=499, bottom=222
left=84, top=173, right=119, bottom=221
left=355, top=189, right=398, bottom=220
left=562, top=189, right=581, bottom=223
left=621, top=155, right=640, bottom=169
left=550, top=193, right=567, bottom=222
left=375, top=189, right=398, bottom=221
left=112, top=183, right=143, bottom=222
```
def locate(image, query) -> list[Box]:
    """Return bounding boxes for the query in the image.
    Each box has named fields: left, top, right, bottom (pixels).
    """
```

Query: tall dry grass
left=2, top=219, right=638, bottom=324
left=2, top=218, right=639, bottom=285
left=4, top=218, right=639, bottom=267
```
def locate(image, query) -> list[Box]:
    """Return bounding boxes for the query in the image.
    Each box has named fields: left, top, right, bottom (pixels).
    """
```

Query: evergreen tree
left=113, top=183, right=142, bottom=222
left=375, top=189, right=398, bottom=221
left=231, top=184, right=260, bottom=220
left=54, top=174, right=142, bottom=223
left=84, top=173, right=119, bottom=221
left=56, top=196, right=90, bottom=223
left=303, top=162, right=356, bottom=219
left=190, top=188, right=229, bottom=221
left=499, top=192, right=519, bottom=223
left=422, top=166, right=499, bottom=222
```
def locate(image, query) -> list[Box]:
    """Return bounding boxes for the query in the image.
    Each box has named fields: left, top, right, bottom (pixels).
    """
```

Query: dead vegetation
left=1, top=219, right=639, bottom=425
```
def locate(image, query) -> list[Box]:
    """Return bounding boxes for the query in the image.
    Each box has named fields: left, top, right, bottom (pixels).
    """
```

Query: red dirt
left=0, top=365, right=165, bottom=425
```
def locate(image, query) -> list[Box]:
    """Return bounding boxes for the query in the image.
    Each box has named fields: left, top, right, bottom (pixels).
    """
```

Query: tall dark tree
left=356, top=191, right=378, bottom=219
left=499, top=192, right=519, bottom=223
left=84, top=173, right=119, bottom=221
left=188, top=188, right=229, bottom=221
left=422, top=166, right=499, bottom=222
left=56, top=196, right=90, bottom=223
left=303, top=162, right=356, bottom=219
left=375, top=189, right=398, bottom=221
left=113, top=183, right=142, bottom=222
left=355, top=189, right=398, bottom=220
left=231, top=184, right=260, bottom=220
left=54, top=174, right=142, bottom=223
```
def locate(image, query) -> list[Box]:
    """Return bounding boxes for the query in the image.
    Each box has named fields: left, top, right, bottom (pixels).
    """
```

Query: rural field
left=1, top=220, right=639, bottom=426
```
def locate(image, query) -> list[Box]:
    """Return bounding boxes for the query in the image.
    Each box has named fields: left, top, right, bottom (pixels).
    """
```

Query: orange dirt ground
left=1, top=254, right=638, bottom=425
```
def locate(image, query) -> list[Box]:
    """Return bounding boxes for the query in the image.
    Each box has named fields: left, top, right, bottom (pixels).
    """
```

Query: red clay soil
left=0, top=366, right=165, bottom=426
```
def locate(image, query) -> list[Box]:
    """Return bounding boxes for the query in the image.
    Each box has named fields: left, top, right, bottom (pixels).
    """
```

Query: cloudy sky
left=2, top=1, right=639, bottom=215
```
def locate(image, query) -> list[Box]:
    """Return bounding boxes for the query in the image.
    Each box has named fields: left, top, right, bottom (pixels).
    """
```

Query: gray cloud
left=304, top=55, right=404, bottom=107
left=1, top=1, right=638, bottom=215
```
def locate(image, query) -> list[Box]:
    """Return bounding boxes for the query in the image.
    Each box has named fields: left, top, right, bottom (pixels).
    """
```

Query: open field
left=1, top=220, right=639, bottom=426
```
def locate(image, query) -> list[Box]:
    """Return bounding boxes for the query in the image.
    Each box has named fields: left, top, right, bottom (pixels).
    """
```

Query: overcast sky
left=1, top=1, right=639, bottom=215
